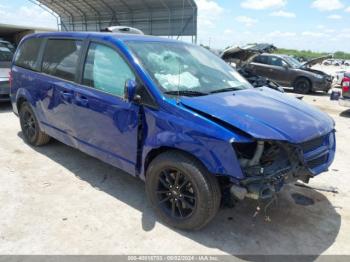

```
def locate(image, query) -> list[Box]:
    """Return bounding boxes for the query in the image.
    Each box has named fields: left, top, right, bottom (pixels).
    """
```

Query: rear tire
left=145, top=151, right=221, bottom=230
left=19, top=102, right=50, bottom=146
left=294, top=78, right=311, bottom=94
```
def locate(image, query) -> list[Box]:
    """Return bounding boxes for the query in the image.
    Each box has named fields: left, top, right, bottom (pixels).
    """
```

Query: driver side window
left=83, top=43, right=135, bottom=97
left=281, top=60, right=289, bottom=67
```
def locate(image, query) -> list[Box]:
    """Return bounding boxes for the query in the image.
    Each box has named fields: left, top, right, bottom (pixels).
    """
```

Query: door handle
left=75, top=95, right=89, bottom=106
left=59, top=90, right=73, bottom=100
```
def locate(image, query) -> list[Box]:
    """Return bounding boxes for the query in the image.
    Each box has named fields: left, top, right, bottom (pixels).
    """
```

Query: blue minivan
left=10, top=32, right=336, bottom=230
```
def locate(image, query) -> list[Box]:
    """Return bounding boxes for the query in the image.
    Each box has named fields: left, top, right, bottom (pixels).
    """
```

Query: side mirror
left=124, top=79, right=141, bottom=103
left=283, top=64, right=289, bottom=69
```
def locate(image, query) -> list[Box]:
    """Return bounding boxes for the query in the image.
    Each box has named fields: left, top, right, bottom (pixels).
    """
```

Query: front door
left=249, top=55, right=270, bottom=77
left=72, top=42, right=140, bottom=175
left=264, top=56, right=290, bottom=86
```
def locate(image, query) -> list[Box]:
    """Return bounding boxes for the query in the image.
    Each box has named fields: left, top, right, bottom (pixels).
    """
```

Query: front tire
left=146, top=151, right=221, bottom=230
left=294, top=78, right=311, bottom=94
left=19, top=102, right=50, bottom=146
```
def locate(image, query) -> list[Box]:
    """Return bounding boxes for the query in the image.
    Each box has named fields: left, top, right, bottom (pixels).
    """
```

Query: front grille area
left=299, top=132, right=334, bottom=171
left=300, top=135, right=326, bottom=152
left=307, top=154, right=328, bottom=169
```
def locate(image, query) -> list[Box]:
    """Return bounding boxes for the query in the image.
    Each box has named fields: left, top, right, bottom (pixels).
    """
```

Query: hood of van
left=181, top=87, right=334, bottom=143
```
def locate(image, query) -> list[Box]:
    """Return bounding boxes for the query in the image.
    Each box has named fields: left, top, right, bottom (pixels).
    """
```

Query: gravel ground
left=0, top=91, right=349, bottom=256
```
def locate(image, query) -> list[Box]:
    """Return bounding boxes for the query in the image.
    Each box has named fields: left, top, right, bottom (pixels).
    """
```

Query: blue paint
left=10, top=32, right=336, bottom=183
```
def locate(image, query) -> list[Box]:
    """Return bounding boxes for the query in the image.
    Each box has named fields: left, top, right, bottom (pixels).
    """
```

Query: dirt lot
left=0, top=90, right=349, bottom=256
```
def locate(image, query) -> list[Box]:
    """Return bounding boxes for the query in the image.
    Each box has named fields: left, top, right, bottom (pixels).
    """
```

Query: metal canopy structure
left=0, top=23, right=55, bottom=44
left=31, top=0, right=197, bottom=42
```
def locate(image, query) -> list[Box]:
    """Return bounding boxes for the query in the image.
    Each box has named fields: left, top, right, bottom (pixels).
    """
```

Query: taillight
left=343, top=86, right=349, bottom=93
left=8, top=71, right=13, bottom=88
left=342, top=80, right=350, bottom=93
left=342, top=77, right=350, bottom=93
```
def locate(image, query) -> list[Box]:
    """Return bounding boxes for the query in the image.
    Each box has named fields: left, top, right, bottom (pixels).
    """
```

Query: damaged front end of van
left=231, top=136, right=335, bottom=200
left=180, top=87, right=336, bottom=201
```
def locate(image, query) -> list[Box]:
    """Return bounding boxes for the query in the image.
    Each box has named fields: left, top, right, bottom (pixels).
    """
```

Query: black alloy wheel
left=157, top=168, right=197, bottom=219
left=146, top=151, right=221, bottom=230
left=19, top=102, right=50, bottom=146
left=294, top=78, right=311, bottom=94
left=22, top=110, right=36, bottom=142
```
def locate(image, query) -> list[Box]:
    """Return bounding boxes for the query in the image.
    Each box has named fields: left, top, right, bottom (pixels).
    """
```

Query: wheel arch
left=293, top=76, right=313, bottom=92
left=293, top=76, right=313, bottom=89
left=16, top=96, right=28, bottom=111
left=144, top=147, right=208, bottom=178
left=13, top=88, right=35, bottom=115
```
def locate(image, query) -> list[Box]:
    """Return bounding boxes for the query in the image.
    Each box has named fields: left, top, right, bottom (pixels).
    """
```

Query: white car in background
left=334, top=70, right=350, bottom=86
left=323, top=59, right=333, bottom=66
left=0, top=42, right=13, bottom=102
left=323, top=59, right=344, bottom=66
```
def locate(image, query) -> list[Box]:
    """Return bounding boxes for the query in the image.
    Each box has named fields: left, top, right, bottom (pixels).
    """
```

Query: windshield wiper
left=164, top=90, right=208, bottom=97
left=210, top=87, right=243, bottom=94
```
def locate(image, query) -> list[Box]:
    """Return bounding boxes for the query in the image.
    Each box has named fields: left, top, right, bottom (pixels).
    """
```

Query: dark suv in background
left=248, top=54, right=332, bottom=94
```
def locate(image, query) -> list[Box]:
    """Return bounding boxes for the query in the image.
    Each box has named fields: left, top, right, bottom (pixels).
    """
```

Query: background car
left=221, top=43, right=284, bottom=92
left=334, top=60, right=342, bottom=66
left=339, top=74, right=350, bottom=107
left=334, top=70, right=350, bottom=86
left=322, top=59, right=345, bottom=66
left=323, top=59, right=332, bottom=66
left=0, top=43, right=13, bottom=102
left=248, top=54, right=333, bottom=93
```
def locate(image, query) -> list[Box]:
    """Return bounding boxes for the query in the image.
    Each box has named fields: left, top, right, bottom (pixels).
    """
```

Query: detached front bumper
left=230, top=131, right=336, bottom=200
left=0, top=79, right=10, bottom=102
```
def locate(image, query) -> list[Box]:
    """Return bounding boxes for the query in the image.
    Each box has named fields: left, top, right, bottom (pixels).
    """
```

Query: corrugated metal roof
left=35, top=0, right=197, bottom=39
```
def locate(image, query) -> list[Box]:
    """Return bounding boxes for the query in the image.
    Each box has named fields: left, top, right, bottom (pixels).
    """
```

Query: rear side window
left=253, top=55, right=268, bottom=64
left=14, top=38, right=43, bottom=70
left=42, top=39, right=82, bottom=82
left=82, top=43, right=135, bottom=97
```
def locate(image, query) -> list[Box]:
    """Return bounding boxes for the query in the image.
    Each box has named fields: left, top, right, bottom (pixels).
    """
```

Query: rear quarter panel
left=11, top=67, right=41, bottom=115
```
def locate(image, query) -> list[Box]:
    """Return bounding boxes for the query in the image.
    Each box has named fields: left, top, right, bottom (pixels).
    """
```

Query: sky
left=1, top=0, right=350, bottom=52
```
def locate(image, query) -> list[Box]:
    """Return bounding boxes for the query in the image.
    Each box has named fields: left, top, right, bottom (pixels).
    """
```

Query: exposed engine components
left=231, top=140, right=311, bottom=200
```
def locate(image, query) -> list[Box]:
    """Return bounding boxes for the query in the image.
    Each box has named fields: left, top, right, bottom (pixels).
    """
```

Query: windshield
left=283, top=56, right=302, bottom=68
left=0, top=44, right=14, bottom=62
left=127, top=41, right=252, bottom=96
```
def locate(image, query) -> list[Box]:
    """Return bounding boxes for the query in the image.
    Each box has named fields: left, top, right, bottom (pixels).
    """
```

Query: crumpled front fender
left=140, top=105, right=249, bottom=180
